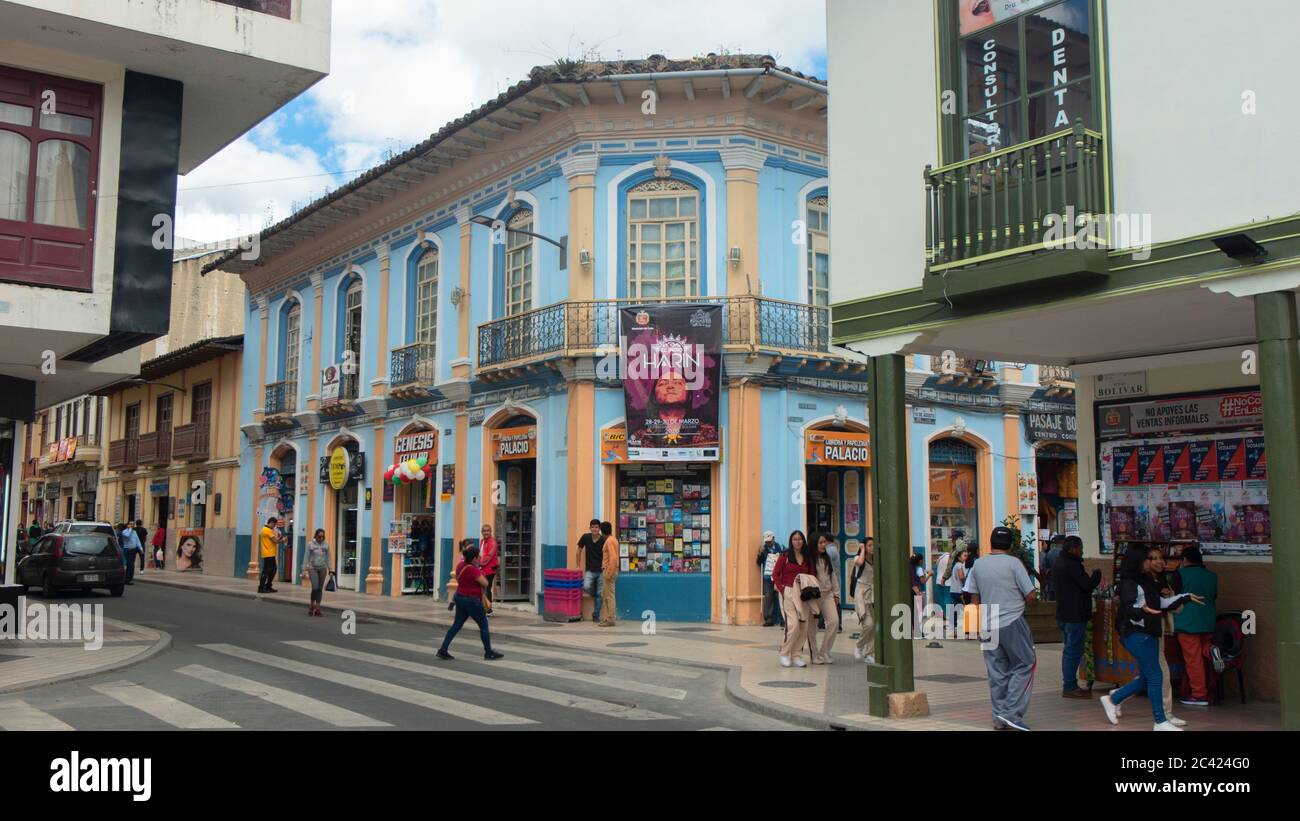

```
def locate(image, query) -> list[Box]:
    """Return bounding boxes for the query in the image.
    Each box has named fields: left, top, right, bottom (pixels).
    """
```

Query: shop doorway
left=279, top=469, right=296, bottom=581
left=337, top=482, right=359, bottom=589
left=1035, top=443, right=1079, bottom=536
left=488, top=415, right=538, bottom=602
left=805, top=466, right=867, bottom=585
left=928, top=437, right=980, bottom=562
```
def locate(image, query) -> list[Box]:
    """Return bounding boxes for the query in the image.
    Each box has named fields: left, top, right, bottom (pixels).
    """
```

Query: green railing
left=924, top=121, right=1105, bottom=272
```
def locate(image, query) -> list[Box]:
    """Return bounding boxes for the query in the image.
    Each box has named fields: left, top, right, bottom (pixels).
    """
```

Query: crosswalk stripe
left=199, top=643, right=535, bottom=726
left=698, top=726, right=736, bottom=731
left=365, top=639, right=689, bottom=701
left=91, top=681, right=240, bottom=729
left=485, top=641, right=703, bottom=679
left=175, top=664, right=391, bottom=728
left=0, top=699, right=74, bottom=731
left=288, top=641, right=675, bottom=722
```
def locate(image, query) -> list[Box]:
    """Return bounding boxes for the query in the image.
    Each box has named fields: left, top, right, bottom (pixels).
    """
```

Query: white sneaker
left=853, top=648, right=862, bottom=660
left=864, top=654, right=875, bottom=664
left=779, top=655, right=792, bottom=668
left=1168, top=715, right=1187, bottom=727
left=823, top=655, right=834, bottom=665
left=1153, top=720, right=1183, bottom=732
left=1100, top=695, right=1119, bottom=725
left=811, top=655, right=825, bottom=665
left=793, top=657, right=808, bottom=668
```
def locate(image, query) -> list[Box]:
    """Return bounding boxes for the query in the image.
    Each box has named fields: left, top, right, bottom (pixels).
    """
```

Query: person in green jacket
left=1173, top=546, right=1218, bottom=706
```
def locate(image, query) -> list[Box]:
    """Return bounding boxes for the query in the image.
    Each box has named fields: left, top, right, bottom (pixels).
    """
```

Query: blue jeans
left=439, top=593, right=493, bottom=654
left=123, top=549, right=137, bottom=582
left=1058, top=620, right=1086, bottom=692
left=1111, top=632, right=1167, bottom=724
left=583, top=571, right=605, bottom=621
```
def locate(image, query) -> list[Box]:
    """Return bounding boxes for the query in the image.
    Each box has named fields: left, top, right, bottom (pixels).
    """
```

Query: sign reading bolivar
left=804, top=430, right=872, bottom=467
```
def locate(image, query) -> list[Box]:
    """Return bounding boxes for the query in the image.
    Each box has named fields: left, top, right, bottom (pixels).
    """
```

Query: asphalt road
left=2, top=583, right=801, bottom=731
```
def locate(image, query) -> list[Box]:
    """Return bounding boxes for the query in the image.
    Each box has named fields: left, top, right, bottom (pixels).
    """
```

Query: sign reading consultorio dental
left=620, top=305, right=722, bottom=462
left=804, top=430, right=872, bottom=467
left=491, top=425, right=537, bottom=461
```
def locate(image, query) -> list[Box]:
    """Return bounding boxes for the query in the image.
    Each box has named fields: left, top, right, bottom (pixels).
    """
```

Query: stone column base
left=888, top=691, right=931, bottom=718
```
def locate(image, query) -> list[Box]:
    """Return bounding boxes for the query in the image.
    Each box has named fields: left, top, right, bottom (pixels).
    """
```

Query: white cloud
left=179, top=0, right=827, bottom=243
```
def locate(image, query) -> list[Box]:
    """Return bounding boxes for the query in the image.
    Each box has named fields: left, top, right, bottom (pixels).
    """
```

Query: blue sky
left=176, top=0, right=829, bottom=243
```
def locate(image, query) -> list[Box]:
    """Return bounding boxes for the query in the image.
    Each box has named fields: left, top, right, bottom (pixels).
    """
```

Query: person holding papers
left=1100, top=545, right=1203, bottom=731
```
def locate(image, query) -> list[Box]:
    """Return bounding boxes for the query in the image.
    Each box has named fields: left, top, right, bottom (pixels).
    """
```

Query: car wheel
left=42, top=573, right=58, bottom=598
left=109, top=584, right=124, bottom=597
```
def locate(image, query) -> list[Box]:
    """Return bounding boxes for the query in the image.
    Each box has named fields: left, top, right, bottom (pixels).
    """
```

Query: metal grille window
left=416, top=248, right=438, bottom=344
left=627, top=179, right=698, bottom=299
left=505, top=210, right=533, bottom=317
left=806, top=195, right=829, bottom=307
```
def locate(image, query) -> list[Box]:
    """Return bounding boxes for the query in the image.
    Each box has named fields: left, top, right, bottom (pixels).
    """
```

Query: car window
left=63, top=534, right=117, bottom=557
left=33, top=536, right=53, bottom=554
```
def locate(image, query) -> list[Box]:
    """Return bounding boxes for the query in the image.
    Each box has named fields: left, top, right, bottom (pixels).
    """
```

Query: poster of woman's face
left=176, top=531, right=204, bottom=571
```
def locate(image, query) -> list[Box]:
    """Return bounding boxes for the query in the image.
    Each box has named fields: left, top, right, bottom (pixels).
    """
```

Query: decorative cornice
left=356, top=395, right=388, bottom=417
left=559, top=153, right=599, bottom=178
left=455, top=206, right=473, bottom=225
left=719, top=146, right=767, bottom=172
left=292, top=409, right=321, bottom=432
left=722, top=352, right=776, bottom=379
left=376, top=243, right=391, bottom=265
left=309, top=271, right=324, bottom=296
left=435, top=378, right=472, bottom=404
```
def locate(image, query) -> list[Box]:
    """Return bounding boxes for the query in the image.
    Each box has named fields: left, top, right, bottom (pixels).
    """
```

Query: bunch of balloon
left=385, top=453, right=429, bottom=486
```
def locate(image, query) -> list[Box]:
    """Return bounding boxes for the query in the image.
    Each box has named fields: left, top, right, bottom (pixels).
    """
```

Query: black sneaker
left=436, top=649, right=453, bottom=660
left=267, top=587, right=279, bottom=593
left=484, top=650, right=504, bottom=660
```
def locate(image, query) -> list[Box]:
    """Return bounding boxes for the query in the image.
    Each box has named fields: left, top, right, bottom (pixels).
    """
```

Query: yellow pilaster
left=373, top=245, right=391, bottom=396
left=720, top=148, right=764, bottom=296
left=453, top=406, right=468, bottom=567
left=306, top=435, right=318, bottom=552
left=561, top=154, right=599, bottom=300
left=725, top=380, right=764, bottom=625
left=247, top=444, right=263, bottom=579
left=566, top=381, right=595, bottom=557
left=308, top=272, right=324, bottom=410
left=453, top=209, right=473, bottom=381
left=255, top=297, right=269, bottom=423
left=1004, top=413, right=1022, bottom=527
left=366, top=423, right=385, bottom=594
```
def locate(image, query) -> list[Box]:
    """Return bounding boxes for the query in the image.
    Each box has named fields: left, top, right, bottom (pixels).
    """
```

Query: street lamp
left=468, top=214, right=568, bottom=262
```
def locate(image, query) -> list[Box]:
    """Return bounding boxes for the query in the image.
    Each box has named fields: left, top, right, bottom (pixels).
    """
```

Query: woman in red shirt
left=771, top=529, right=814, bottom=668
left=477, top=523, right=500, bottom=615
left=436, top=541, right=505, bottom=660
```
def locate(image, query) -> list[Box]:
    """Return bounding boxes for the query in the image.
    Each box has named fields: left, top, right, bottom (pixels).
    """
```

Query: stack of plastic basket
left=542, top=568, right=583, bottom=622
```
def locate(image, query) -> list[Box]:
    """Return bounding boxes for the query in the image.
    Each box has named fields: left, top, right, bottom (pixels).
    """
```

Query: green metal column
left=1255, top=290, right=1300, bottom=731
left=867, top=353, right=914, bottom=712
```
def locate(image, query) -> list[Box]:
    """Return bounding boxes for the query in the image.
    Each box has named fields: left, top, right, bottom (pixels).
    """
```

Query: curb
left=0, top=621, right=173, bottom=695
left=135, top=575, right=847, bottom=729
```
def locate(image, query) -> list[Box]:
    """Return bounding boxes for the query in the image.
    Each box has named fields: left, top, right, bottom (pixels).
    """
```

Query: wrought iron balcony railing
left=264, top=380, right=297, bottom=416
left=476, top=295, right=832, bottom=371
left=390, top=342, right=437, bottom=389
left=1038, top=364, right=1076, bottom=386
left=924, top=122, right=1105, bottom=273
left=171, top=423, right=210, bottom=462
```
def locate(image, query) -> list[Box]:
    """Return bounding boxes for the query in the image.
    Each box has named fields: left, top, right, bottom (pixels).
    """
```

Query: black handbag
left=325, top=571, right=336, bottom=593
left=800, top=584, right=823, bottom=601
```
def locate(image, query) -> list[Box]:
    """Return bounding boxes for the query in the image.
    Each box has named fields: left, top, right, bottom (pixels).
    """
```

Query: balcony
left=136, top=430, right=172, bottom=466
left=22, top=458, right=39, bottom=481
left=171, top=423, right=211, bottom=462
left=321, top=372, right=361, bottom=417
left=1038, top=364, right=1076, bottom=387
left=922, top=122, right=1109, bottom=303
left=389, top=342, right=437, bottom=399
left=264, top=380, right=297, bottom=423
left=476, top=295, right=832, bottom=375
left=930, top=356, right=996, bottom=388
left=107, top=438, right=139, bottom=471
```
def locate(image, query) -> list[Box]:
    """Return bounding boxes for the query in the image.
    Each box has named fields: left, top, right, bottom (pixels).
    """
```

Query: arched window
left=806, top=194, right=829, bottom=307
left=415, top=247, right=438, bottom=345
left=283, top=300, right=301, bottom=392
left=505, top=210, right=533, bottom=316
left=627, top=178, right=698, bottom=299
left=343, top=279, right=363, bottom=397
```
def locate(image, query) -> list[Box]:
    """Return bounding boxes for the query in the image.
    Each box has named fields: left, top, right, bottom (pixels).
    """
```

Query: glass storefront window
left=616, top=468, right=711, bottom=573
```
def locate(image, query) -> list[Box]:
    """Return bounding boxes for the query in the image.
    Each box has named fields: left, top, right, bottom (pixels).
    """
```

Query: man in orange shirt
left=598, top=521, right=619, bottom=627
left=258, top=516, right=284, bottom=593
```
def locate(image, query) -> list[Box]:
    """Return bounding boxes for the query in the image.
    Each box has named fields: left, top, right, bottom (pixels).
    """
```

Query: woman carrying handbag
left=436, top=540, right=504, bottom=661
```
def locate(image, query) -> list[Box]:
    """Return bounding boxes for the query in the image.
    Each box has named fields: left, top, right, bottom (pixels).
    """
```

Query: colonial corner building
left=222, top=55, right=1093, bottom=634
left=827, top=0, right=1300, bottom=726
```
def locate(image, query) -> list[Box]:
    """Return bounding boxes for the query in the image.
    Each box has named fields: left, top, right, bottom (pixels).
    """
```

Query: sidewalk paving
left=0, top=616, right=170, bottom=694
left=137, top=569, right=1282, bottom=731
